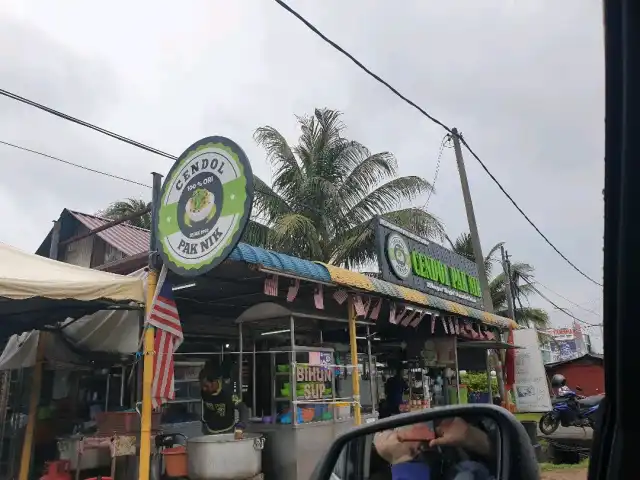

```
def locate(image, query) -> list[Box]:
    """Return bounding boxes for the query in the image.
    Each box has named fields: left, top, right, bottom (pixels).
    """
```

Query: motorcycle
left=539, top=386, right=604, bottom=435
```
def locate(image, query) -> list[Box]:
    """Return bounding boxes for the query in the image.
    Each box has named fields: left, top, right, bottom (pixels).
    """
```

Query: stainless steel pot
left=187, top=433, right=264, bottom=480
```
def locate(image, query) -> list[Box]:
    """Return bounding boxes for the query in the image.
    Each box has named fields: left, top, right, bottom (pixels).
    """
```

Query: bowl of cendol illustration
left=184, top=188, right=216, bottom=225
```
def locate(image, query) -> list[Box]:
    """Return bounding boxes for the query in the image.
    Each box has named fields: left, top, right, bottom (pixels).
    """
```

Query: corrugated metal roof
left=68, top=210, right=151, bottom=257
left=229, top=243, right=332, bottom=283
left=320, top=263, right=516, bottom=329
left=68, top=210, right=331, bottom=283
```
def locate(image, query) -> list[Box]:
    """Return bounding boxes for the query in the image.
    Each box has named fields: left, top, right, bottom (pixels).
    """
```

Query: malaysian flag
left=286, top=279, right=300, bottom=302
left=333, top=289, right=348, bottom=305
left=353, top=295, right=366, bottom=317
left=314, top=284, right=324, bottom=309
left=370, top=298, right=382, bottom=321
left=147, top=265, right=183, bottom=408
left=264, top=274, right=279, bottom=296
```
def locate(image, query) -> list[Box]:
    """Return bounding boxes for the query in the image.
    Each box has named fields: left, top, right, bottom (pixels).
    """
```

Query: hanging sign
left=155, top=136, right=254, bottom=276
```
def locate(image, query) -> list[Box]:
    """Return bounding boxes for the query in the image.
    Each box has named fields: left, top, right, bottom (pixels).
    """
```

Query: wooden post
left=348, top=298, right=362, bottom=426
left=17, top=332, right=48, bottom=480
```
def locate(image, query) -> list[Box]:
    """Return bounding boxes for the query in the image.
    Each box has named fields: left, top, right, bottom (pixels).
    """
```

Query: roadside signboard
left=155, top=136, right=254, bottom=277
left=513, top=328, right=552, bottom=412
left=374, top=217, right=484, bottom=309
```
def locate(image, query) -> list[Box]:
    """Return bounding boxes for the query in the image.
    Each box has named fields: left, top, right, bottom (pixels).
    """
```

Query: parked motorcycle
left=539, top=386, right=604, bottom=435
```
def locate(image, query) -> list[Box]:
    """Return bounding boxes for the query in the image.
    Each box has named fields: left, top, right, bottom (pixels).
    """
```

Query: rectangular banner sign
left=375, top=218, right=483, bottom=309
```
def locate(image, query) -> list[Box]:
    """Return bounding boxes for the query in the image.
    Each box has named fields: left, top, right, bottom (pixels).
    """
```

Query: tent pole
left=139, top=172, right=162, bottom=480
left=138, top=272, right=157, bottom=480
left=17, top=332, right=47, bottom=480
left=348, top=298, right=361, bottom=426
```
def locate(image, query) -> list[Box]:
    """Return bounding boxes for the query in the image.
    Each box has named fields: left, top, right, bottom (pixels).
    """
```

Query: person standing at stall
left=199, top=360, right=249, bottom=438
left=383, top=366, right=408, bottom=417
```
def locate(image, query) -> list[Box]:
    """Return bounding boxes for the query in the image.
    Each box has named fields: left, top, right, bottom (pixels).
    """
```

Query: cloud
left=0, top=0, right=604, bottom=347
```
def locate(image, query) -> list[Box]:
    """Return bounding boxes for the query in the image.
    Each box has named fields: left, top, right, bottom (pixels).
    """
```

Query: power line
left=534, top=280, right=602, bottom=317
left=0, top=88, right=177, bottom=160
left=0, top=139, right=151, bottom=189
left=271, top=0, right=602, bottom=288
left=421, top=134, right=451, bottom=210
left=520, top=276, right=599, bottom=327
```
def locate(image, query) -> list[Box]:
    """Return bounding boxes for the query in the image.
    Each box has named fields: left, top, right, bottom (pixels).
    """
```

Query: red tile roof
left=68, top=210, right=151, bottom=257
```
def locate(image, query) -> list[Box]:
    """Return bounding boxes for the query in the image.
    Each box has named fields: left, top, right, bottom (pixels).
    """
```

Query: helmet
left=551, top=374, right=566, bottom=388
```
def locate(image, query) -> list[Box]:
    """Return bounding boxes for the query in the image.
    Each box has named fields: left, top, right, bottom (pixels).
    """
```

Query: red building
left=545, top=354, right=604, bottom=396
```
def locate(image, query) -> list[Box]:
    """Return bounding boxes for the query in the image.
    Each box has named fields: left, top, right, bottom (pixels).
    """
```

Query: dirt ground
left=540, top=468, right=588, bottom=480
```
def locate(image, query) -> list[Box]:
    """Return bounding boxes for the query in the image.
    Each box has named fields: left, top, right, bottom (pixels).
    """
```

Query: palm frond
left=253, top=126, right=304, bottom=201
left=382, top=208, right=446, bottom=243
left=346, top=176, right=434, bottom=225
left=99, top=198, right=151, bottom=229
left=270, top=213, right=323, bottom=260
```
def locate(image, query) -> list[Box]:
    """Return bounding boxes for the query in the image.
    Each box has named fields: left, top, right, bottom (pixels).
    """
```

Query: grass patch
left=515, top=412, right=543, bottom=422
left=539, top=459, right=589, bottom=471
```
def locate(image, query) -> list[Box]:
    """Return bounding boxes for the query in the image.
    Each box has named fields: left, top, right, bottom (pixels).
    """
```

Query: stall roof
left=319, top=263, right=517, bottom=329
left=0, top=243, right=144, bottom=338
left=0, top=243, right=144, bottom=304
left=228, top=243, right=332, bottom=283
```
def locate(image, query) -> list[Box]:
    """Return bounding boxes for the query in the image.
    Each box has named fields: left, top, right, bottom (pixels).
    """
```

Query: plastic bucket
left=163, top=446, right=188, bottom=478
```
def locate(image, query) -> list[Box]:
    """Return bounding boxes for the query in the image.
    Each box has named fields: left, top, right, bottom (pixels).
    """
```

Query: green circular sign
left=155, top=136, right=254, bottom=277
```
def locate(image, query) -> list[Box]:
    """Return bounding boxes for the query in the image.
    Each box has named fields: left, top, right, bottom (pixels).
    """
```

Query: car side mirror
left=310, top=404, right=539, bottom=480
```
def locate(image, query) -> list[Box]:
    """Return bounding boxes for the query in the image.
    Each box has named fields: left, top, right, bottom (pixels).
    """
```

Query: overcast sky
left=0, top=0, right=604, bottom=348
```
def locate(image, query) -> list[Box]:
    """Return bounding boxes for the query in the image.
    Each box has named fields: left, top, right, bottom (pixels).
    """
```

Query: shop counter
left=246, top=413, right=377, bottom=480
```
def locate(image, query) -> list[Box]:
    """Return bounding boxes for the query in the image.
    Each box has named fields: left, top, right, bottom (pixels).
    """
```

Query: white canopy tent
left=0, top=242, right=145, bottom=338
left=0, top=242, right=144, bottom=304
left=0, top=268, right=148, bottom=369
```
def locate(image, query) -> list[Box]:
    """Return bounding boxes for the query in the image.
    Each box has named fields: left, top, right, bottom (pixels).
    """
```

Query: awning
left=0, top=243, right=144, bottom=338
left=319, top=263, right=517, bottom=329
left=0, top=243, right=144, bottom=303
left=59, top=268, right=148, bottom=354
left=229, top=243, right=332, bottom=283
left=0, top=331, right=85, bottom=370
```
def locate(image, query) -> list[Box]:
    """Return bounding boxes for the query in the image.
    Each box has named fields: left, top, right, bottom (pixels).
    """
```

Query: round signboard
left=155, top=136, right=254, bottom=277
left=386, top=233, right=411, bottom=279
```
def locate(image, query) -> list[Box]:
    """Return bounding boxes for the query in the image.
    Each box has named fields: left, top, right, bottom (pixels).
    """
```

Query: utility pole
left=500, top=246, right=517, bottom=321
left=451, top=128, right=506, bottom=401
left=451, top=128, right=494, bottom=313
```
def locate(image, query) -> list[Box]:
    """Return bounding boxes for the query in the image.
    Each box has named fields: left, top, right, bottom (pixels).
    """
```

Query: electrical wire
left=520, top=276, right=599, bottom=327
left=0, top=140, right=152, bottom=189
left=421, top=134, right=451, bottom=210
left=271, top=0, right=602, bottom=288
left=0, top=88, right=177, bottom=160
left=534, top=279, right=602, bottom=317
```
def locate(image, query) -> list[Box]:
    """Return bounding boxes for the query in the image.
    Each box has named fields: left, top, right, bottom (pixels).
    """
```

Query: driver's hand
left=373, top=429, right=421, bottom=465
left=428, top=417, right=470, bottom=449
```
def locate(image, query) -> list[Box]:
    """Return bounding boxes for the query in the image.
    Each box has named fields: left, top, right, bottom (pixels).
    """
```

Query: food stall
left=0, top=242, right=145, bottom=480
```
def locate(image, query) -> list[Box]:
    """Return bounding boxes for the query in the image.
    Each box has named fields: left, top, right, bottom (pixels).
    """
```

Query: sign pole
left=139, top=172, right=162, bottom=480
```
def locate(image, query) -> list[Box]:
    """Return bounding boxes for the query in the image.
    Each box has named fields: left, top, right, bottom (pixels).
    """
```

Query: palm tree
left=99, top=198, right=151, bottom=229
left=450, top=232, right=549, bottom=328
left=245, top=108, right=445, bottom=268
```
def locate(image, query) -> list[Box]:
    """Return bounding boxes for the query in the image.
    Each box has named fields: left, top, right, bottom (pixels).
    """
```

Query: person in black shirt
left=199, top=361, right=249, bottom=438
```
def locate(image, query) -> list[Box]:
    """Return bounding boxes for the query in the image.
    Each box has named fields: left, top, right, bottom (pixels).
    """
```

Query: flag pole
left=139, top=172, right=162, bottom=480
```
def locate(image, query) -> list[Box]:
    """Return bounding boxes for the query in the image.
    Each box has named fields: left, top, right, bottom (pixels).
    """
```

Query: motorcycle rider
left=551, top=373, right=572, bottom=397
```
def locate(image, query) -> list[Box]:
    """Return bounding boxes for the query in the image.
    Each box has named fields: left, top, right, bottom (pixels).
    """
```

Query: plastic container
left=40, top=460, right=72, bottom=480
left=163, top=446, right=188, bottom=478
left=96, top=411, right=161, bottom=435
